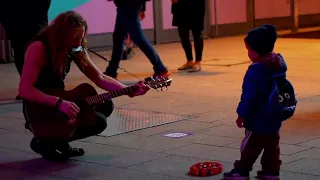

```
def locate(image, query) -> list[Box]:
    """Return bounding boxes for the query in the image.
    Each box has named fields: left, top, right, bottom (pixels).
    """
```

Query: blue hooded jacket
left=237, top=53, right=287, bottom=134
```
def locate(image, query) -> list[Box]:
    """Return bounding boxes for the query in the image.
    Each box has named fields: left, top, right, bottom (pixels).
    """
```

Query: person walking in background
left=121, top=6, right=146, bottom=60
left=172, top=0, right=205, bottom=72
left=0, top=0, right=51, bottom=100
left=105, top=0, right=170, bottom=80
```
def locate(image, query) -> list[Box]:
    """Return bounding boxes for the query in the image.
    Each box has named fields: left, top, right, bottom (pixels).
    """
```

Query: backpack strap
left=272, top=72, right=286, bottom=78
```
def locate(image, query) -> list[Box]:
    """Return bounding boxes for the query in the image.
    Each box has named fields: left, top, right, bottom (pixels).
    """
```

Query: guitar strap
left=87, top=48, right=143, bottom=81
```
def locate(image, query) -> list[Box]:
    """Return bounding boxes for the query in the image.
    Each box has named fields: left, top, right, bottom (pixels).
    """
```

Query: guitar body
left=23, top=76, right=173, bottom=125
left=23, top=83, right=114, bottom=124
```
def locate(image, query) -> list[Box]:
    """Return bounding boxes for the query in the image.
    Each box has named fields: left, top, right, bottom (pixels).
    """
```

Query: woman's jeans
left=106, top=3, right=167, bottom=77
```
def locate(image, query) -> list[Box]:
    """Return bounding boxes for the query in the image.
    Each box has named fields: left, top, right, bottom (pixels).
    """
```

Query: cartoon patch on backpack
left=273, top=75, right=297, bottom=121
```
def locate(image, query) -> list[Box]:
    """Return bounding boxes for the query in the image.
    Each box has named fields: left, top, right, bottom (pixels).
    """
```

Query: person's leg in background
left=1, top=2, right=50, bottom=99
left=125, top=8, right=169, bottom=78
left=188, top=28, right=203, bottom=72
left=121, top=33, right=129, bottom=60
left=177, top=25, right=194, bottom=70
left=11, top=35, right=29, bottom=75
left=122, top=33, right=134, bottom=60
left=1, top=21, right=38, bottom=100
left=104, top=8, right=127, bottom=79
left=14, top=16, right=49, bottom=75
left=11, top=19, right=48, bottom=100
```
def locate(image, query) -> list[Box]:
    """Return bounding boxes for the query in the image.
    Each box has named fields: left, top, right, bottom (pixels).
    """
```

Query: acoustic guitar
left=23, top=77, right=172, bottom=124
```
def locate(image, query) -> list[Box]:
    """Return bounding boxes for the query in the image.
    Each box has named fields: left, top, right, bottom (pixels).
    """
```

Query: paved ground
left=0, top=35, right=320, bottom=180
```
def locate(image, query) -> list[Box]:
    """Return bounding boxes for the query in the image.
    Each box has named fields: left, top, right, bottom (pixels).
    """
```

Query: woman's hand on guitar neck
left=129, top=81, right=150, bottom=98
left=58, top=100, right=80, bottom=119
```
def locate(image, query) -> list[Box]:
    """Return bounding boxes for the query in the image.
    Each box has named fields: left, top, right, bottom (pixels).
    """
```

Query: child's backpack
left=269, top=73, right=297, bottom=121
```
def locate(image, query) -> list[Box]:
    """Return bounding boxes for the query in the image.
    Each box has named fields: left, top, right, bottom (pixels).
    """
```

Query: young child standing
left=223, top=25, right=290, bottom=180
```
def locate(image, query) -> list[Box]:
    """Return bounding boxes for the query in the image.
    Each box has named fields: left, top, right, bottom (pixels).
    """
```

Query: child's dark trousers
left=234, top=129, right=282, bottom=173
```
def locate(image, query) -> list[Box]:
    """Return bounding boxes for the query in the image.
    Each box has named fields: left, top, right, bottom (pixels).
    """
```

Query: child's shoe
left=256, top=170, right=279, bottom=180
left=223, top=169, right=250, bottom=180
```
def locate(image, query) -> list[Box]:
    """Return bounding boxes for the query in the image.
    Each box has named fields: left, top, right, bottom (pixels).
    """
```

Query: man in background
left=0, top=0, right=51, bottom=100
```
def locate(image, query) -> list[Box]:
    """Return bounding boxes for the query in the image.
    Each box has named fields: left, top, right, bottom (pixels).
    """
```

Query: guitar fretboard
left=85, top=85, right=138, bottom=105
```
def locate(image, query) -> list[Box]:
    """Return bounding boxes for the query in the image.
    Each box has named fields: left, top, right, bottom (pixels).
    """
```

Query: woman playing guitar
left=19, top=11, right=149, bottom=162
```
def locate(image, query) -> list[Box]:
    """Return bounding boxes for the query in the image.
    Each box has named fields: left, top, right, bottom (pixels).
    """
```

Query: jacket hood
left=258, top=52, right=287, bottom=75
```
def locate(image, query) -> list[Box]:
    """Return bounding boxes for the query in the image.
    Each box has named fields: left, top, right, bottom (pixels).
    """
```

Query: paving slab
left=163, top=143, right=239, bottom=163
left=85, top=168, right=187, bottom=180
left=277, top=171, right=320, bottom=180
left=0, top=166, right=69, bottom=180
left=0, top=147, right=39, bottom=165
left=200, top=124, right=244, bottom=139
left=298, top=137, right=320, bottom=148
left=0, top=108, right=24, bottom=120
left=282, top=158, right=320, bottom=176
left=281, top=119, right=320, bottom=135
left=0, top=131, right=34, bottom=153
left=0, top=117, right=26, bottom=131
left=187, top=111, right=235, bottom=123
left=288, top=148, right=320, bottom=160
left=159, top=131, right=238, bottom=147
left=164, top=141, right=307, bottom=168
left=279, top=131, right=319, bottom=145
left=128, top=120, right=220, bottom=136
left=71, top=141, right=169, bottom=168
left=82, top=134, right=191, bottom=152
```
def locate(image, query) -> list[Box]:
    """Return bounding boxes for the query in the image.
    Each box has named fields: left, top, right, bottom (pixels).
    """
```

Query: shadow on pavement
left=0, top=158, right=76, bottom=174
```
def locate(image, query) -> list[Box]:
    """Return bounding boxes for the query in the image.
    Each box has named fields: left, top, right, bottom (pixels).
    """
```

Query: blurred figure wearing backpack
left=121, top=8, right=145, bottom=60
left=223, top=25, right=297, bottom=180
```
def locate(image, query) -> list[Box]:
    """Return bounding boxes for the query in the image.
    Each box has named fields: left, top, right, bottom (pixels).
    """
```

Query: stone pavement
left=0, top=35, right=320, bottom=180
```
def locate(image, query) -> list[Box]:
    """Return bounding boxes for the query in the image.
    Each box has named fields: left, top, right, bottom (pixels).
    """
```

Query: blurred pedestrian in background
left=0, top=0, right=51, bottom=100
left=172, top=0, right=205, bottom=72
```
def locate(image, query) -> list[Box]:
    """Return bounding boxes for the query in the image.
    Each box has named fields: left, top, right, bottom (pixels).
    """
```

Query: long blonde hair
left=39, top=11, right=88, bottom=76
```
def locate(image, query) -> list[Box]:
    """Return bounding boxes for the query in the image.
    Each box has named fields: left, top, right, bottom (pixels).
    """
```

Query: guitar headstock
left=144, top=76, right=172, bottom=91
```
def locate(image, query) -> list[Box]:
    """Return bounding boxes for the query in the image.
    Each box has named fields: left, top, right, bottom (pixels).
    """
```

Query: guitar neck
left=85, top=85, right=137, bottom=105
